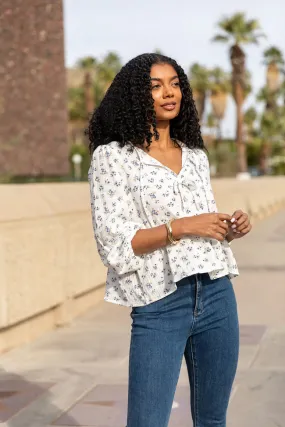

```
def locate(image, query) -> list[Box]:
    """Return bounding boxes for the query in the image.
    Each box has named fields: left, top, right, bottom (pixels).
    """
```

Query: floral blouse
left=88, top=141, right=239, bottom=307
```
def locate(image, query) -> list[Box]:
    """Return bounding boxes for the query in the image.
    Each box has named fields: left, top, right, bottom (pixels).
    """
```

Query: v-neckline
left=137, top=143, right=188, bottom=178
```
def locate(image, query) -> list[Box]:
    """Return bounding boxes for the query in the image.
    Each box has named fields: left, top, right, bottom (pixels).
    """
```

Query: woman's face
left=150, top=63, right=182, bottom=122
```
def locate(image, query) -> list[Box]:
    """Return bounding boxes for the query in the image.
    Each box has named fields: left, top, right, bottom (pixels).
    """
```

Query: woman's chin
left=156, top=111, right=179, bottom=121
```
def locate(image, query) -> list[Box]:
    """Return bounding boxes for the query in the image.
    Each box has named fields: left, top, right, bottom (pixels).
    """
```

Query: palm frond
left=263, top=46, right=285, bottom=65
left=76, top=56, right=97, bottom=69
left=246, top=19, right=261, bottom=31
left=211, top=35, right=229, bottom=43
left=212, top=12, right=264, bottom=48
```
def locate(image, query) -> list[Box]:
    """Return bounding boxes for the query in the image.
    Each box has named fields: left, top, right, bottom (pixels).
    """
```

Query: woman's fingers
left=231, top=210, right=243, bottom=222
left=237, top=220, right=250, bottom=232
left=218, top=213, right=232, bottom=222
left=217, top=209, right=253, bottom=240
left=213, top=210, right=252, bottom=241
left=231, top=211, right=249, bottom=233
left=214, top=232, right=225, bottom=241
left=239, top=224, right=252, bottom=234
left=236, top=214, right=248, bottom=226
left=218, top=220, right=229, bottom=232
left=217, top=225, right=228, bottom=237
left=235, top=224, right=252, bottom=237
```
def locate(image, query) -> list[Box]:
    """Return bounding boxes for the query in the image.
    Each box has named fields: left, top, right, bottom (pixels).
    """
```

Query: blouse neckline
left=135, top=143, right=189, bottom=178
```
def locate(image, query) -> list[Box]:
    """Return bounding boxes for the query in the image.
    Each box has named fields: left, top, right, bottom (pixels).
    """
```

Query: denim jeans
left=127, top=273, right=239, bottom=427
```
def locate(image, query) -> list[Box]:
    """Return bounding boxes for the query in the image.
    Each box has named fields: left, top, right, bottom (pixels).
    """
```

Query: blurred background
left=0, top=2, right=284, bottom=426
left=1, top=0, right=285, bottom=183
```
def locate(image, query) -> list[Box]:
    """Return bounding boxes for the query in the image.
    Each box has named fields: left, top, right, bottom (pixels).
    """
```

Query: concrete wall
left=0, top=183, right=106, bottom=352
left=1, top=177, right=285, bottom=352
left=212, top=177, right=285, bottom=220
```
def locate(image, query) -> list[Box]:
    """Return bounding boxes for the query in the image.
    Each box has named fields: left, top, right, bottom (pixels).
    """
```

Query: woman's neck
left=150, top=121, right=173, bottom=151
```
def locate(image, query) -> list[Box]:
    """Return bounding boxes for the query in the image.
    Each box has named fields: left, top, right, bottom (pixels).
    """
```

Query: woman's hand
left=177, top=213, right=231, bottom=242
left=227, top=210, right=252, bottom=242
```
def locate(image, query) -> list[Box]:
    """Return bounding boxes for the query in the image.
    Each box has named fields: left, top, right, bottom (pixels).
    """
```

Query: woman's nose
left=163, top=85, right=174, bottom=98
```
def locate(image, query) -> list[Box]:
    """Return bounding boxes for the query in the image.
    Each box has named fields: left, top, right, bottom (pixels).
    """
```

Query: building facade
left=0, top=0, right=69, bottom=177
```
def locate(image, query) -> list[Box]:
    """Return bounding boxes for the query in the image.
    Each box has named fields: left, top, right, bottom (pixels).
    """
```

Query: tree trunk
left=84, top=71, right=95, bottom=118
left=260, top=67, right=279, bottom=174
left=214, top=120, right=222, bottom=149
left=259, top=141, right=271, bottom=175
left=230, top=44, right=247, bottom=175
left=192, top=90, right=206, bottom=123
left=266, top=63, right=280, bottom=93
left=235, top=81, right=247, bottom=173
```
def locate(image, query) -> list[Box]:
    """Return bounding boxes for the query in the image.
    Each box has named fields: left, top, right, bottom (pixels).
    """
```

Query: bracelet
left=165, top=219, right=180, bottom=245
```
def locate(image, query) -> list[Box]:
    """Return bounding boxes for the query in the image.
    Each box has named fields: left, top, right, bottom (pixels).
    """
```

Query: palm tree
left=96, top=52, right=122, bottom=94
left=70, top=53, right=122, bottom=123
left=206, top=112, right=218, bottom=137
left=258, top=47, right=284, bottom=112
left=67, top=85, right=88, bottom=145
left=281, top=79, right=285, bottom=107
left=257, top=103, right=285, bottom=175
left=68, top=87, right=86, bottom=122
left=208, top=67, right=231, bottom=144
left=76, top=56, right=97, bottom=118
left=243, top=107, right=257, bottom=141
left=212, top=12, right=265, bottom=175
left=263, top=46, right=284, bottom=95
left=256, top=47, right=284, bottom=173
left=188, top=63, right=210, bottom=123
left=258, top=110, right=280, bottom=174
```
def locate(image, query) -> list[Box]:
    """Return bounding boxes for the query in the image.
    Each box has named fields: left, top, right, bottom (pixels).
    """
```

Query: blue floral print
left=88, top=141, right=239, bottom=307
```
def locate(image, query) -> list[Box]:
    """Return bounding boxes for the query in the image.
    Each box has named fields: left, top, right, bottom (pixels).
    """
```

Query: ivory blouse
left=88, top=141, right=239, bottom=307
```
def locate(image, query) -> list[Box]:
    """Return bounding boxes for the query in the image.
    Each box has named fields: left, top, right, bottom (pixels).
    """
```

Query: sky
left=63, top=0, right=285, bottom=137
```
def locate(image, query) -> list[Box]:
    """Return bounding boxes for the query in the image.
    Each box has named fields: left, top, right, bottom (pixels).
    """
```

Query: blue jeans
left=127, top=273, right=239, bottom=427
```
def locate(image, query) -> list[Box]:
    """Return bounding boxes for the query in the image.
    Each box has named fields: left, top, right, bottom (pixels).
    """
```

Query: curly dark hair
left=87, top=53, right=205, bottom=153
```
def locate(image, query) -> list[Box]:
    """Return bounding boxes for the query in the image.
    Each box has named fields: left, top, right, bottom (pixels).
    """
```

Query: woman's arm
left=132, top=220, right=184, bottom=255
left=90, top=145, right=230, bottom=270
left=89, top=145, right=146, bottom=275
left=132, top=214, right=231, bottom=256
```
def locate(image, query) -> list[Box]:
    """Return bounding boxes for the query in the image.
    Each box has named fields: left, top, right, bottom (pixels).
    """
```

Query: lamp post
left=71, top=153, right=83, bottom=181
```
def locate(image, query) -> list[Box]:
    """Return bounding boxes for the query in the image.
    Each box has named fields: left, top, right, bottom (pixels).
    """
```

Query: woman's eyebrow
left=150, top=75, right=179, bottom=82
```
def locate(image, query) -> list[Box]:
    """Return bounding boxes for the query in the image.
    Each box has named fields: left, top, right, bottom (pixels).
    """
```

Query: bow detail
left=173, top=179, right=196, bottom=195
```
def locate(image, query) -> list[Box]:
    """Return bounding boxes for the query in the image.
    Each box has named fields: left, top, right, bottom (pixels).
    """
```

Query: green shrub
left=207, top=140, right=237, bottom=177
left=247, top=138, right=262, bottom=167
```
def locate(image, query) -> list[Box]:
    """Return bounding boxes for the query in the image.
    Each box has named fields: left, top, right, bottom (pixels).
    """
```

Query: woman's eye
left=152, top=84, right=160, bottom=89
left=173, top=82, right=180, bottom=87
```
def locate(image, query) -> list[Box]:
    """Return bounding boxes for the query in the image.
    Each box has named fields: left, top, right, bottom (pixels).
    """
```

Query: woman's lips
left=161, top=103, right=177, bottom=111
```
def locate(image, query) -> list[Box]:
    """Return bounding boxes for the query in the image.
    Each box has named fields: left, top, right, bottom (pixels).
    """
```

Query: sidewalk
left=0, top=210, right=284, bottom=427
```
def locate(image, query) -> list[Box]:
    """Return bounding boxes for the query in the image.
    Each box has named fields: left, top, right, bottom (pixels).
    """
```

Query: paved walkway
left=0, top=210, right=285, bottom=427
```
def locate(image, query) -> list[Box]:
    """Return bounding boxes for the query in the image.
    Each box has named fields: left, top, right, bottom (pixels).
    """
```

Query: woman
left=87, top=53, right=252, bottom=427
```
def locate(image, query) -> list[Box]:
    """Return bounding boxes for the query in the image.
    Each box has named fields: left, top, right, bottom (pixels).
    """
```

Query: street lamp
left=71, top=153, right=83, bottom=181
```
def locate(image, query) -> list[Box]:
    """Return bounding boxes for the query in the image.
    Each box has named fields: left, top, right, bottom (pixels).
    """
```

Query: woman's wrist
left=171, top=218, right=187, bottom=240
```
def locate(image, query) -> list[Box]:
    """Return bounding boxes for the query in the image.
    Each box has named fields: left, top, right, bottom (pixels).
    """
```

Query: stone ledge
left=0, top=284, right=105, bottom=354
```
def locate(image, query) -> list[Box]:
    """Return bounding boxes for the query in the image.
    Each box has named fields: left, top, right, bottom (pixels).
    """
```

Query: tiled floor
left=53, top=385, right=191, bottom=427
left=239, top=324, right=267, bottom=345
left=0, top=324, right=268, bottom=425
left=51, top=325, right=267, bottom=426
left=0, top=380, right=53, bottom=422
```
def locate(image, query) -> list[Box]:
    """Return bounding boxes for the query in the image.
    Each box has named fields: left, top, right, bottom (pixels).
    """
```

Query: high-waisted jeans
left=127, top=273, right=239, bottom=427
